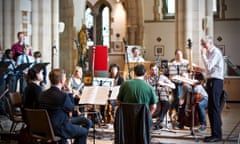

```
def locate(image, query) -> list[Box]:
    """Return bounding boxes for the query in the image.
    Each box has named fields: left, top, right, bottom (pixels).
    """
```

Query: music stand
left=15, top=63, right=32, bottom=72
left=79, top=85, right=112, bottom=144
left=0, top=61, right=11, bottom=69
left=171, top=75, right=202, bottom=141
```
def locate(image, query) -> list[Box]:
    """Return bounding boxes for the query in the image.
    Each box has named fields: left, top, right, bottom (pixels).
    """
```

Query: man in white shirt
left=201, top=35, right=224, bottom=142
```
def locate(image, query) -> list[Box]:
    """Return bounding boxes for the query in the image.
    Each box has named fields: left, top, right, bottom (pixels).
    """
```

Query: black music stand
left=15, top=63, right=32, bottom=72
left=170, top=74, right=203, bottom=141
left=0, top=61, right=11, bottom=69
left=181, top=82, right=202, bottom=141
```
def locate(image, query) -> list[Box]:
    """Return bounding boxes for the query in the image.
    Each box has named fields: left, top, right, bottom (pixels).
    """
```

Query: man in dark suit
left=39, top=68, right=92, bottom=144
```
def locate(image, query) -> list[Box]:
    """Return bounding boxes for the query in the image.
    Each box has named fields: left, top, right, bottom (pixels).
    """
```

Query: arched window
left=95, top=4, right=111, bottom=48
left=102, top=7, right=110, bottom=48
left=85, top=7, right=94, bottom=46
left=163, top=0, right=175, bottom=19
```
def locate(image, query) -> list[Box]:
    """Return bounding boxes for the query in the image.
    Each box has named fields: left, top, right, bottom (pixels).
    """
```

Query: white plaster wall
left=144, top=22, right=175, bottom=61
left=214, top=21, right=240, bottom=65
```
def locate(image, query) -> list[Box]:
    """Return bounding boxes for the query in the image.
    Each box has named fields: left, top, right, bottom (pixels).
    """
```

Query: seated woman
left=104, top=64, right=124, bottom=123
left=67, top=66, right=85, bottom=114
left=109, top=63, right=124, bottom=86
left=23, top=64, right=44, bottom=109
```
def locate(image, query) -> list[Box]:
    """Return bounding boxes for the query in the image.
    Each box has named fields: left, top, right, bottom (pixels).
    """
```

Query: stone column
left=184, top=0, right=193, bottom=62
left=175, top=0, right=186, bottom=57
left=39, top=0, right=52, bottom=69
left=32, top=0, right=39, bottom=52
left=128, top=26, right=137, bottom=45
left=51, top=0, right=60, bottom=69
left=3, top=0, right=14, bottom=49
left=205, top=0, right=214, bottom=36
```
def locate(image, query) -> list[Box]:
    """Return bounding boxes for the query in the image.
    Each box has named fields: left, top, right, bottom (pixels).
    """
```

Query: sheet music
left=171, top=75, right=198, bottom=85
left=79, top=86, right=110, bottom=105
left=109, top=86, right=120, bottom=100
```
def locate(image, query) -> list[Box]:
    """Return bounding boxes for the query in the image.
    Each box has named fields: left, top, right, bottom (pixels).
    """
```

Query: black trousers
left=206, top=78, right=223, bottom=139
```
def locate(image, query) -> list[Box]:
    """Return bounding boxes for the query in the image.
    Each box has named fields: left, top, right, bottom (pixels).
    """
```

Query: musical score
left=171, top=75, right=199, bottom=85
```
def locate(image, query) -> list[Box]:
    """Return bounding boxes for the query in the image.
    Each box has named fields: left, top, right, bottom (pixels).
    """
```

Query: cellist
left=176, top=73, right=208, bottom=132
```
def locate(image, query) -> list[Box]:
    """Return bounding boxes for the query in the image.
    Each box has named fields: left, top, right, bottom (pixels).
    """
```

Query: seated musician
left=175, top=73, right=208, bottom=131
left=145, top=63, right=175, bottom=130
left=169, top=49, right=189, bottom=115
left=67, top=66, right=85, bottom=114
left=104, top=64, right=124, bottom=123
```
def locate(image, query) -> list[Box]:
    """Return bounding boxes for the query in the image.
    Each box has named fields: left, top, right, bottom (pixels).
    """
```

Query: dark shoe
left=152, top=124, right=163, bottom=130
left=204, top=136, right=222, bottom=142
left=198, top=125, right=206, bottom=132
left=173, top=124, right=184, bottom=130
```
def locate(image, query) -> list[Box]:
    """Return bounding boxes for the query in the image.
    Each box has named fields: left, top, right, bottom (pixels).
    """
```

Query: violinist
left=145, top=63, right=175, bottom=130
left=67, top=66, right=84, bottom=113
left=175, top=73, right=208, bottom=131
left=105, top=64, right=124, bottom=123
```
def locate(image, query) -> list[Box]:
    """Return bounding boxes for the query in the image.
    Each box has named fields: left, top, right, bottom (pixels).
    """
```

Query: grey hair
left=204, top=35, right=213, bottom=43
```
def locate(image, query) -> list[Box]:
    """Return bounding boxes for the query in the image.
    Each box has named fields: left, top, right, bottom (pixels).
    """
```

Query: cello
left=182, top=39, right=201, bottom=129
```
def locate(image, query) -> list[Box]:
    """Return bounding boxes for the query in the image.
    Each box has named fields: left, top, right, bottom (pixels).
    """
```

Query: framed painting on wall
left=154, top=45, right=164, bottom=56
left=111, top=41, right=124, bottom=53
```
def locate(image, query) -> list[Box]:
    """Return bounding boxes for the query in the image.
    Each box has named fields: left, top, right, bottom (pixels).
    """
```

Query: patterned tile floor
left=0, top=103, right=240, bottom=144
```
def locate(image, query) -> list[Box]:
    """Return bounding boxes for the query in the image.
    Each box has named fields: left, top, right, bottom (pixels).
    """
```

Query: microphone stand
left=124, top=40, right=131, bottom=79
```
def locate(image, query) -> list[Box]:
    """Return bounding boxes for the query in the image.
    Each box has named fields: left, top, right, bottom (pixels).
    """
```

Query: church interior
left=0, top=0, right=240, bottom=143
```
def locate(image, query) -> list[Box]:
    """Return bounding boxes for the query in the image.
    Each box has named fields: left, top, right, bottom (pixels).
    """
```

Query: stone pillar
left=128, top=26, right=137, bottom=45
left=32, top=0, right=39, bottom=52
left=39, top=0, right=52, bottom=69
left=14, top=0, right=22, bottom=40
left=176, top=0, right=206, bottom=66
left=3, top=0, right=14, bottom=49
left=205, top=0, right=214, bottom=36
left=52, top=0, right=60, bottom=69
left=175, top=0, right=186, bottom=56
left=184, top=0, right=193, bottom=61
left=154, top=0, right=160, bottom=21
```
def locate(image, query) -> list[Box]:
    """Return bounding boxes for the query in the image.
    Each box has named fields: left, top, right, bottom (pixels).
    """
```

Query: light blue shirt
left=17, top=54, right=34, bottom=65
left=201, top=46, right=224, bottom=80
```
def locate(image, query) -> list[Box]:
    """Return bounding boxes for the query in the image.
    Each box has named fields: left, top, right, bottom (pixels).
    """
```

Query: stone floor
left=0, top=103, right=240, bottom=144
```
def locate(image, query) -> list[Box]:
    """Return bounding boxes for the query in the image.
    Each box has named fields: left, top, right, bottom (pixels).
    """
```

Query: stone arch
left=93, top=0, right=112, bottom=45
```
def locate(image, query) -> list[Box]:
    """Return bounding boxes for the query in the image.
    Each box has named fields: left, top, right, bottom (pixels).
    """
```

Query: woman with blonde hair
left=68, top=66, right=84, bottom=113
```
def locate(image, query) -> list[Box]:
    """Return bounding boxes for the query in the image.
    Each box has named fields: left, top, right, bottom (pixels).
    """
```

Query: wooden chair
left=24, top=108, right=62, bottom=143
left=6, top=92, right=24, bottom=133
